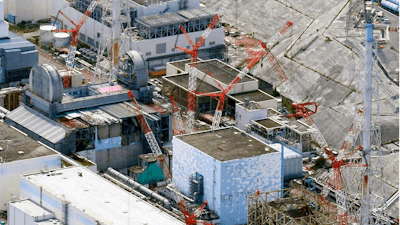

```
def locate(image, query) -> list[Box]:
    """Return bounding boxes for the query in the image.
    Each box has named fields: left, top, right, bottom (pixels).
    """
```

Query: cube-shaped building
left=173, top=127, right=282, bottom=224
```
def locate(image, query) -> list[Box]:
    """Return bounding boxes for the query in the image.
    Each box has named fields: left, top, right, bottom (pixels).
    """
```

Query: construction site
left=0, top=0, right=398, bottom=224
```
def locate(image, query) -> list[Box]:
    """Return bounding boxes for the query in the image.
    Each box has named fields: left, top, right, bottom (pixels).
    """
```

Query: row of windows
left=146, top=41, right=216, bottom=56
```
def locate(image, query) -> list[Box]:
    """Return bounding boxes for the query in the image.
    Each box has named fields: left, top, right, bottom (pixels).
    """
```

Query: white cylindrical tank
left=39, top=25, right=56, bottom=47
left=53, top=32, right=70, bottom=49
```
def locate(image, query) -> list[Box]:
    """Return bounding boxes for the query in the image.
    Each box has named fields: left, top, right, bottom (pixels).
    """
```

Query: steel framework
left=248, top=186, right=339, bottom=225
left=175, top=0, right=231, bottom=133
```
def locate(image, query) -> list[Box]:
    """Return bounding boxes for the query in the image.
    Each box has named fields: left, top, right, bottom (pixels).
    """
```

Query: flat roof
left=169, top=59, right=199, bottom=71
left=23, top=167, right=184, bottom=225
left=255, top=118, right=284, bottom=128
left=9, top=199, right=53, bottom=218
left=195, top=60, right=254, bottom=85
left=177, top=127, right=277, bottom=161
left=0, top=31, right=36, bottom=52
left=230, top=90, right=274, bottom=102
left=286, top=120, right=311, bottom=132
left=164, top=73, right=221, bottom=93
left=268, top=143, right=302, bottom=158
left=0, top=121, right=58, bottom=163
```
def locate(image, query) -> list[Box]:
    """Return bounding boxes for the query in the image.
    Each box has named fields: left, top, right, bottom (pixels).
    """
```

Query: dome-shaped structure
left=117, top=50, right=148, bottom=89
left=29, top=64, right=63, bottom=103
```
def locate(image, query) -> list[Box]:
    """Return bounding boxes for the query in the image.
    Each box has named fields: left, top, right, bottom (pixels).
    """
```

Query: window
left=156, top=43, right=166, bottom=54
left=79, top=33, right=86, bottom=42
left=64, top=24, right=67, bottom=30
left=171, top=48, right=176, bottom=52
left=209, top=41, right=215, bottom=46
left=146, top=52, right=151, bottom=56
left=87, top=37, right=94, bottom=46
left=195, top=37, right=200, bottom=43
left=97, top=32, right=100, bottom=38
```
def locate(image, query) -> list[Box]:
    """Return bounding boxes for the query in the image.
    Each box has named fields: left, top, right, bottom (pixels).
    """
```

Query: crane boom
left=176, top=0, right=231, bottom=133
left=127, top=91, right=172, bottom=180
left=169, top=94, right=185, bottom=135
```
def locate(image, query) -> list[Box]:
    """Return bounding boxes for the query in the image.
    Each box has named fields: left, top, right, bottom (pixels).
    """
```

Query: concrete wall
left=235, top=103, right=268, bottom=130
left=135, top=0, right=200, bottom=18
left=0, top=154, right=61, bottom=211
left=173, top=136, right=282, bottom=225
left=8, top=200, right=54, bottom=225
left=5, top=0, right=51, bottom=24
left=52, top=0, right=221, bottom=62
left=52, top=0, right=109, bottom=48
left=20, top=177, right=98, bottom=225
left=172, top=137, right=222, bottom=213
left=76, top=142, right=144, bottom=172
left=130, top=28, right=224, bottom=61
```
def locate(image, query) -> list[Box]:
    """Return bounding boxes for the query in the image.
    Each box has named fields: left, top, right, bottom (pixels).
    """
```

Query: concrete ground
left=202, top=0, right=399, bottom=150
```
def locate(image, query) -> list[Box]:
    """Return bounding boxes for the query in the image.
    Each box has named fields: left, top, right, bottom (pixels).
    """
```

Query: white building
left=0, top=121, right=61, bottom=211
left=51, top=0, right=224, bottom=72
left=4, top=0, right=52, bottom=24
left=173, top=127, right=282, bottom=225
left=19, top=166, right=184, bottom=225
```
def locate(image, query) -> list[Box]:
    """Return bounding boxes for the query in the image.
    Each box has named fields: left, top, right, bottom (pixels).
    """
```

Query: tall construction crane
left=169, top=93, right=185, bottom=135
left=126, top=90, right=172, bottom=180
left=175, top=0, right=231, bottom=133
left=53, top=0, right=99, bottom=71
left=195, top=21, right=293, bottom=129
left=196, top=51, right=265, bottom=129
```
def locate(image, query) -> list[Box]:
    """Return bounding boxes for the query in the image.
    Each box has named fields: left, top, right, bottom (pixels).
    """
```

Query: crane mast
left=127, top=91, right=172, bottom=180
left=175, top=0, right=231, bottom=133
left=53, top=0, right=99, bottom=72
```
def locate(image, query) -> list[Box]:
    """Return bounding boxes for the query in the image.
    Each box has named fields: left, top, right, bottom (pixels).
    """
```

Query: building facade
left=173, top=127, right=282, bottom=224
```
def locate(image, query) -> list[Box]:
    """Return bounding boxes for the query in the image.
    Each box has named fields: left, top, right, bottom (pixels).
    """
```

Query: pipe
left=165, top=186, right=194, bottom=203
left=107, top=168, right=171, bottom=210
left=102, top=174, right=147, bottom=199
left=0, top=106, right=10, bottom=115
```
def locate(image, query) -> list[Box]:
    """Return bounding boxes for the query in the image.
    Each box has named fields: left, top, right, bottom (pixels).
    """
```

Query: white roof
left=23, top=167, right=184, bottom=225
left=9, top=199, right=54, bottom=217
left=268, top=143, right=302, bottom=158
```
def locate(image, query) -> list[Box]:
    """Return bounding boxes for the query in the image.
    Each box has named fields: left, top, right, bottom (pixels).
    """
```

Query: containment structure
left=173, top=127, right=282, bottom=224
left=247, top=185, right=339, bottom=225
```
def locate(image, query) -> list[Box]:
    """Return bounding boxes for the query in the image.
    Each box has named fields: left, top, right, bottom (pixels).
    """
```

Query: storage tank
left=53, top=32, right=70, bottom=49
left=387, top=0, right=399, bottom=5
left=381, top=0, right=399, bottom=13
left=39, top=25, right=56, bottom=47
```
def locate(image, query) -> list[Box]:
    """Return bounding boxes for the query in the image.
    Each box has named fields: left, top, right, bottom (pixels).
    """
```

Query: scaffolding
left=248, top=185, right=340, bottom=225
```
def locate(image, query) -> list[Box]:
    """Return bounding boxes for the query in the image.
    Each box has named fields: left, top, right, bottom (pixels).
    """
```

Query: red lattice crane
left=178, top=200, right=212, bottom=225
left=53, top=0, right=99, bottom=71
left=175, top=0, right=231, bottom=133
left=196, top=49, right=265, bottom=129
left=127, top=90, right=172, bottom=180
left=195, top=21, right=293, bottom=129
left=320, top=146, right=366, bottom=225
left=286, top=102, right=318, bottom=119
left=169, top=93, right=185, bottom=135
